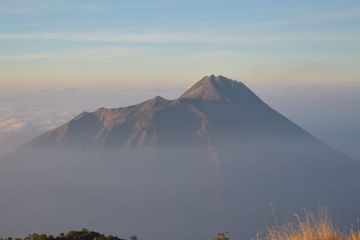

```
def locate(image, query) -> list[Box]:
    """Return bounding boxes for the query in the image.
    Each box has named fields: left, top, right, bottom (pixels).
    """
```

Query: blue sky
left=1, top=0, right=360, bottom=86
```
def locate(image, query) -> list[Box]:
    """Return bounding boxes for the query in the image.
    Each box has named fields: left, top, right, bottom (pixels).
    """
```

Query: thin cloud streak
left=0, top=48, right=151, bottom=61
left=0, top=31, right=360, bottom=45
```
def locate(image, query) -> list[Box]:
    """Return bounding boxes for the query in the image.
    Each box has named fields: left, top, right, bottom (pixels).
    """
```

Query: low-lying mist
left=1, top=139, right=359, bottom=240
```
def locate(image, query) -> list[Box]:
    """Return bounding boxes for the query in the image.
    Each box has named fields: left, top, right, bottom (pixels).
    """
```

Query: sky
left=0, top=0, right=360, bottom=86
left=0, top=1, right=359, bottom=160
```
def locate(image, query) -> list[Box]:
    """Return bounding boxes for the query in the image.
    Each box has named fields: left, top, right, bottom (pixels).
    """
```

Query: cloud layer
left=1, top=31, right=359, bottom=45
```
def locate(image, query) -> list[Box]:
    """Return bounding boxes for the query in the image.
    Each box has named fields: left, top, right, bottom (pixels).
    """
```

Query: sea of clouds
left=0, top=85, right=359, bottom=160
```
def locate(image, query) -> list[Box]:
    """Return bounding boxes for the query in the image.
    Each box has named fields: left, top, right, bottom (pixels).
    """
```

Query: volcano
left=25, top=75, right=313, bottom=149
left=2, top=75, right=360, bottom=240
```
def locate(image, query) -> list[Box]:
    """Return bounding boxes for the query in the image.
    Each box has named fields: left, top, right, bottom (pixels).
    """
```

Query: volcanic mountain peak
left=181, top=75, right=260, bottom=103
left=22, top=75, right=310, bottom=149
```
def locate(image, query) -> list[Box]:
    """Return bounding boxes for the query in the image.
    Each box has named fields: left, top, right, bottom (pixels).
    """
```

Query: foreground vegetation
left=1, top=211, right=359, bottom=240
left=0, top=229, right=134, bottom=240
left=257, top=210, right=360, bottom=240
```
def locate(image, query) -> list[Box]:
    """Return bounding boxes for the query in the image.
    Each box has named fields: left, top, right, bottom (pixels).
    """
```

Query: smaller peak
left=74, top=111, right=90, bottom=120
left=152, top=95, right=166, bottom=101
left=141, top=95, right=169, bottom=110
left=148, top=95, right=168, bottom=105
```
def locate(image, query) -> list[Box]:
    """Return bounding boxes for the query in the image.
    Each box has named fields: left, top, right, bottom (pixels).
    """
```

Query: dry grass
left=257, top=209, right=360, bottom=240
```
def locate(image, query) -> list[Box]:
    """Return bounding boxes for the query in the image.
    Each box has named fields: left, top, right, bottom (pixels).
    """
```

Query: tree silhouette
left=213, top=232, right=229, bottom=240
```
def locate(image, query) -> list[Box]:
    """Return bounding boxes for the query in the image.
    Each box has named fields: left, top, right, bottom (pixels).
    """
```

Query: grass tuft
left=257, top=209, right=360, bottom=240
